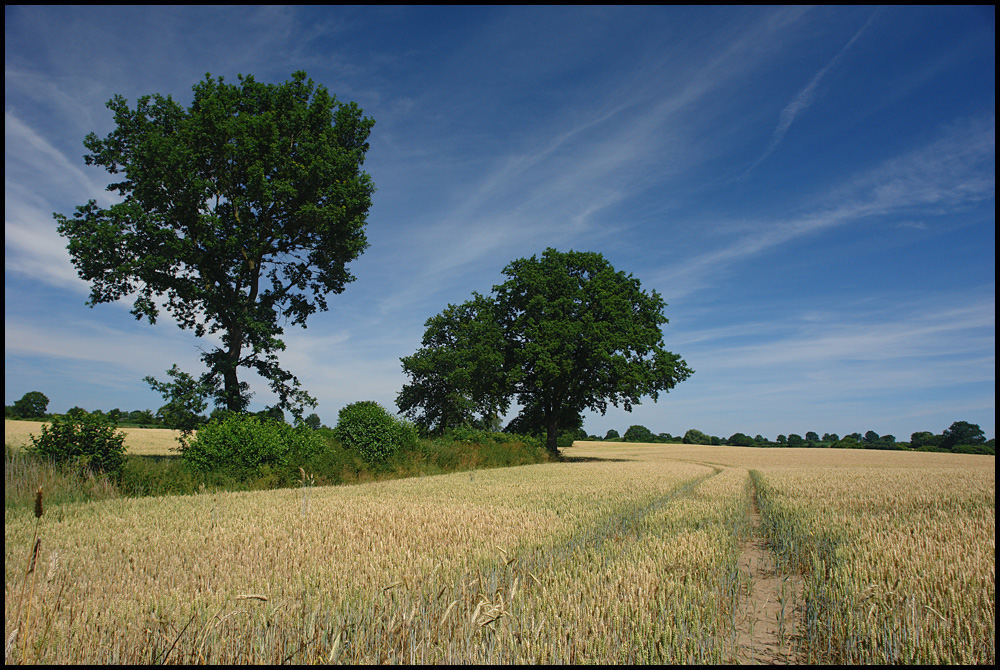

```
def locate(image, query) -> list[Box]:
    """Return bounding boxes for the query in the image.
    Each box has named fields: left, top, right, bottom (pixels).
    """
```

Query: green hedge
left=180, top=413, right=326, bottom=474
left=334, top=401, right=418, bottom=464
left=28, top=409, right=127, bottom=476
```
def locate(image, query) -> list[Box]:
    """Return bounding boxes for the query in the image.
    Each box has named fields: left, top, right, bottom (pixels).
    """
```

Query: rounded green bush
left=29, top=409, right=127, bottom=476
left=181, top=413, right=326, bottom=473
left=335, top=401, right=416, bottom=464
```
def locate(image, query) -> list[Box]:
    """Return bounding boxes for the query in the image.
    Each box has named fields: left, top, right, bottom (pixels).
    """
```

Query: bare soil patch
left=734, top=494, right=803, bottom=664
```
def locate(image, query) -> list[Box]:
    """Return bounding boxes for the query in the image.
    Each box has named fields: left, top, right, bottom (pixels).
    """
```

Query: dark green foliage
left=28, top=409, right=127, bottom=476
left=6, top=420, right=553, bottom=510
left=834, top=435, right=862, bottom=449
left=951, top=441, right=994, bottom=455
left=144, top=364, right=213, bottom=433
left=939, top=421, right=985, bottom=451
left=443, top=426, right=541, bottom=448
left=623, top=425, right=655, bottom=442
left=208, top=408, right=233, bottom=423
left=495, top=249, right=691, bottom=454
left=406, top=429, right=549, bottom=474
left=127, top=409, right=158, bottom=426
left=303, top=413, right=322, bottom=429
left=604, top=429, right=620, bottom=440
left=54, top=71, right=375, bottom=417
left=683, top=428, right=710, bottom=445
left=727, top=432, right=754, bottom=447
left=505, top=400, right=583, bottom=439
left=256, top=406, right=286, bottom=423
left=556, top=430, right=577, bottom=448
left=398, top=295, right=509, bottom=435
left=12, top=391, right=49, bottom=418
left=398, top=248, right=692, bottom=454
left=180, top=413, right=326, bottom=474
left=787, top=433, right=805, bottom=446
left=335, top=401, right=418, bottom=464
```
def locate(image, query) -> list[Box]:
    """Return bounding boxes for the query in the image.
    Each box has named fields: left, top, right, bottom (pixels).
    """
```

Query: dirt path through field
left=734, top=491, right=803, bottom=664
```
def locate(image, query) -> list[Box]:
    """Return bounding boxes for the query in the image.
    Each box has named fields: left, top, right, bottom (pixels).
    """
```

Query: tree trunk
left=222, top=325, right=245, bottom=412
left=545, top=415, right=561, bottom=457
left=222, top=364, right=242, bottom=412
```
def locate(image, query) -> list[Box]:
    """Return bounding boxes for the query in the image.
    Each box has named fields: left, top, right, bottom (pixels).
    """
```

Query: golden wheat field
left=4, top=440, right=994, bottom=664
left=5, top=419, right=183, bottom=455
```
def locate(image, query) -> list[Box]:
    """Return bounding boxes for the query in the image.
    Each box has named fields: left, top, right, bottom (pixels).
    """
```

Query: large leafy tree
left=727, top=432, right=754, bottom=447
left=54, top=71, right=375, bottom=416
left=623, top=424, right=656, bottom=443
left=398, top=248, right=692, bottom=453
left=397, top=294, right=510, bottom=435
left=939, top=420, right=985, bottom=450
left=683, top=429, right=710, bottom=445
left=12, top=391, right=50, bottom=418
left=494, top=249, right=691, bottom=453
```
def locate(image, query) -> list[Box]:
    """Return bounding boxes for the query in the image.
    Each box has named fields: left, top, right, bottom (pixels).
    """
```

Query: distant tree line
left=582, top=420, right=994, bottom=455
left=9, top=390, right=992, bottom=455
left=5, top=390, right=324, bottom=430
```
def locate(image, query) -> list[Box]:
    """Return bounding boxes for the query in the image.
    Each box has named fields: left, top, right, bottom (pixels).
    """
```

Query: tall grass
left=4, top=442, right=993, bottom=664
left=4, top=447, right=752, bottom=664
left=750, top=466, right=994, bottom=664
left=4, top=447, right=118, bottom=509
left=4, top=429, right=552, bottom=509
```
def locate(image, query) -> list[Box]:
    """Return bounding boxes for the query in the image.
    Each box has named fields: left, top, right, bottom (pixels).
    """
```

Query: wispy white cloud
left=832, top=114, right=996, bottom=212
left=4, top=6, right=994, bottom=435
left=4, top=319, right=203, bottom=372
left=699, top=301, right=994, bottom=371
left=371, top=8, right=823, bottom=313
left=3, top=215, right=83, bottom=291
left=654, top=113, right=995, bottom=298
left=4, top=110, right=114, bottom=203
left=742, top=10, right=880, bottom=176
left=4, top=106, right=128, bottom=292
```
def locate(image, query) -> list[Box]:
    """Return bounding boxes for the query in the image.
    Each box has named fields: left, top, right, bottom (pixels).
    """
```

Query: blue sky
left=5, top=6, right=995, bottom=440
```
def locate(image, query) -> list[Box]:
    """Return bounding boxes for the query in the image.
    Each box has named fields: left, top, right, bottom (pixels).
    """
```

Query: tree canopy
left=397, top=294, right=509, bottom=434
left=623, top=425, right=656, bottom=443
left=939, top=421, right=986, bottom=450
left=54, top=71, right=375, bottom=417
left=144, top=364, right=213, bottom=433
left=12, top=391, right=49, bottom=418
left=683, top=428, right=710, bottom=445
left=398, top=248, right=692, bottom=453
left=727, top=432, right=754, bottom=447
